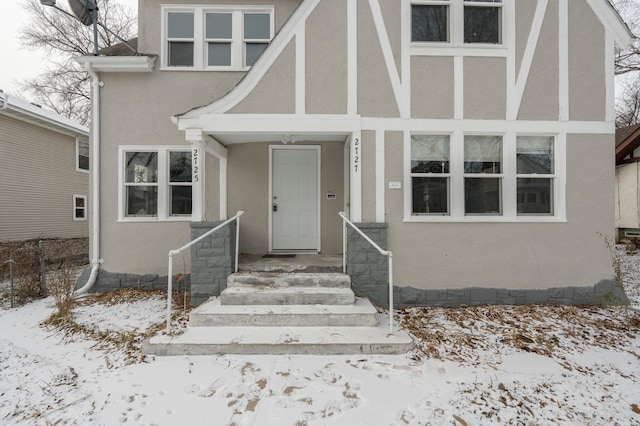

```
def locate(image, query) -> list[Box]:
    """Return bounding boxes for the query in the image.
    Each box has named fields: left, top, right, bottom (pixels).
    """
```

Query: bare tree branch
left=612, top=0, right=640, bottom=75
left=18, top=0, right=136, bottom=125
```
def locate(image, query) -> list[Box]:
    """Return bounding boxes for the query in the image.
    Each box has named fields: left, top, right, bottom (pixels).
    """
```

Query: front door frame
left=268, top=145, right=322, bottom=253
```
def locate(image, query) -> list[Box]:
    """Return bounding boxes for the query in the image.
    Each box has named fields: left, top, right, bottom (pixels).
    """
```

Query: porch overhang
left=172, top=114, right=362, bottom=135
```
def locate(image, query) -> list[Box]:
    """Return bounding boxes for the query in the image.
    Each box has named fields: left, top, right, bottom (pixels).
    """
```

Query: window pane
left=78, top=140, right=89, bottom=170
left=411, top=135, right=450, bottom=173
left=206, top=13, right=232, bottom=39
left=75, top=197, right=85, bottom=208
left=168, top=12, right=194, bottom=38
left=412, top=177, right=449, bottom=214
left=170, top=152, right=192, bottom=183
left=246, top=43, right=268, bottom=66
left=126, top=152, right=158, bottom=183
left=126, top=186, right=158, bottom=216
left=465, top=178, right=501, bottom=214
left=464, top=136, right=502, bottom=173
left=412, top=5, right=448, bottom=42
left=517, top=136, right=554, bottom=174
left=464, top=6, right=500, bottom=43
left=169, top=41, right=194, bottom=66
left=208, top=42, right=232, bottom=66
left=244, top=14, right=271, bottom=40
left=518, top=178, right=553, bottom=215
left=171, top=186, right=193, bottom=216
left=75, top=208, right=85, bottom=219
left=78, top=155, right=89, bottom=171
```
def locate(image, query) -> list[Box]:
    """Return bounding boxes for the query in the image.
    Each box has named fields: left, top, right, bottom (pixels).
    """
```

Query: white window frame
left=73, top=195, right=87, bottom=221
left=409, top=0, right=508, bottom=57
left=410, top=133, right=452, bottom=216
left=118, top=146, right=193, bottom=222
left=76, top=138, right=89, bottom=173
left=404, top=131, right=566, bottom=222
left=161, top=5, right=274, bottom=71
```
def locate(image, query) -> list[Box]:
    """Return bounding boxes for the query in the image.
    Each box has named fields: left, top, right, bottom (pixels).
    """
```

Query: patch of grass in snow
left=399, top=304, right=640, bottom=365
left=42, top=288, right=191, bottom=366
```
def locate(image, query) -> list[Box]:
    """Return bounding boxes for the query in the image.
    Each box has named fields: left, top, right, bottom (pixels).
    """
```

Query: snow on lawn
left=0, top=251, right=638, bottom=425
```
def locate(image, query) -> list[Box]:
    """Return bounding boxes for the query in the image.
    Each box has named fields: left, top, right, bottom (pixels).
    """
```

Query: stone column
left=346, top=223, right=388, bottom=307
left=190, top=221, right=236, bottom=305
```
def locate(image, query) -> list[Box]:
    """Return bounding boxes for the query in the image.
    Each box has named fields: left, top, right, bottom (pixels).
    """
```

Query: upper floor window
left=76, top=138, right=89, bottom=172
left=163, top=5, right=274, bottom=70
left=412, top=0, right=502, bottom=45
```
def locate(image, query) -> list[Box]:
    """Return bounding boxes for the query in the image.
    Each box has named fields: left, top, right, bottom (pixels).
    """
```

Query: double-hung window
left=76, top=138, right=89, bottom=172
left=411, top=0, right=502, bottom=44
left=516, top=136, right=554, bottom=215
left=164, top=6, right=274, bottom=70
left=464, top=135, right=502, bottom=215
left=411, top=135, right=450, bottom=215
left=73, top=195, right=87, bottom=220
left=120, top=147, right=192, bottom=221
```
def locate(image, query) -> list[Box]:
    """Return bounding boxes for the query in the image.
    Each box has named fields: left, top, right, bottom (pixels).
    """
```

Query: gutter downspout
left=76, top=63, right=102, bottom=295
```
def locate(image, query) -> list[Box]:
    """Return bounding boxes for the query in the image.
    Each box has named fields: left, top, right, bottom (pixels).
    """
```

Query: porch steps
left=144, top=268, right=414, bottom=355
left=190, top=297, right=378, bottom=327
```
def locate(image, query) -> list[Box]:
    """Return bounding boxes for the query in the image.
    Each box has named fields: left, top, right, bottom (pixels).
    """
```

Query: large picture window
left=407, top=133, right=560, bottom=221
left=163, top=6, right=274, bottom=70
left=411, top=0, right=502, bottom=45
left=119, top=147, right=192, bottom=221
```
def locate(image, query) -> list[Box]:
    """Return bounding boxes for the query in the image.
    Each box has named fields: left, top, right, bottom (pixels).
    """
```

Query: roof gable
left=616, top=124, right=640, bottom=164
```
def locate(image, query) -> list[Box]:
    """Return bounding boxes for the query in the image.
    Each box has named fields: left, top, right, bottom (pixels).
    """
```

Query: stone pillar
left=347, top=223, right=389, bottom=307
left=190, top=221, right=236, bottom=305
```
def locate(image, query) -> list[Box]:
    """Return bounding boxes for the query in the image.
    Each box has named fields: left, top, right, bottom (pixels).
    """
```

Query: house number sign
left=192, top=148, right=200, bottom=183
left=353, top=137, right=360, bottom=173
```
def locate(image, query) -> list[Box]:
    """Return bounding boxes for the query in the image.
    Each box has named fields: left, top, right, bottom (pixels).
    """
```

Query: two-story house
left=0, top=91, right=89, bottom=242
left=75, top=0, right=633, bottom=308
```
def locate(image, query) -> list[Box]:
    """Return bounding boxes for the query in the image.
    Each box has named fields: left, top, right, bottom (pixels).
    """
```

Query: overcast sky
left=0, top=0, right=137, bottom=99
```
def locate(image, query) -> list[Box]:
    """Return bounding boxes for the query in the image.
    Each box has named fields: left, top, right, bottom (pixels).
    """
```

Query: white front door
left=271, top=147, right=319, bottom=251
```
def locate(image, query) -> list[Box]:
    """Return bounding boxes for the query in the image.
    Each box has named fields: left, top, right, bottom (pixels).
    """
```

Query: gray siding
left=0, top=115, right=89, bottom=241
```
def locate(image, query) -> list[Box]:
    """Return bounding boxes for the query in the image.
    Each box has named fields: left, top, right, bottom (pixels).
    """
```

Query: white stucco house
left=74, top=0, right=634, bottom=309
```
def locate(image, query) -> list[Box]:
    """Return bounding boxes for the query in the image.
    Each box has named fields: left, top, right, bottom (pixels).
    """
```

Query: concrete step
left=227, top=272, right=351, bottom=289
left=190, top=297, right=378, bottom=327
left=143, top=320, right=414, bottom=356
left=220, top=286, right=355, bottom=306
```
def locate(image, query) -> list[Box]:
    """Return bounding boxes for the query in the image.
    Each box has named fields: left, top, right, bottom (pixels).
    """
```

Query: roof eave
left=0, top=92, right=89, bottom=137
left=74, top=55, right=156, bottom=73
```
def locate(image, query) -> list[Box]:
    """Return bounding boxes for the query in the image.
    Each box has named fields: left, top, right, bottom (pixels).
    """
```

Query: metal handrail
left=165, top=211, right=244, bottom=333
left=338, top=212, right=394, bottom=335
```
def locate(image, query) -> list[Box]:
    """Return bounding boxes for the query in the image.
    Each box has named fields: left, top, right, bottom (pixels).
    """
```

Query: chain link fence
left=0, top=238, right=89, bottom=307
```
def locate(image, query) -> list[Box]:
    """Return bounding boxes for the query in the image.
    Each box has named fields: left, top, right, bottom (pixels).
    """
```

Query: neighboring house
left=0, top=91, right=89, bottom=242
left=615, top=123, right=640, bottom=241
left=75, top=0, right=633, bottom=307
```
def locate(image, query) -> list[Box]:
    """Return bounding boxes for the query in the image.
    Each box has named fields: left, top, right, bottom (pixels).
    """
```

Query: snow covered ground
left=0, top=248, right=638, bottom=425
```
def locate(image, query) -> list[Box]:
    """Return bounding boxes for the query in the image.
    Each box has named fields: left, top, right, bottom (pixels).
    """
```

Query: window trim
left=76, top=138, right=89, bottom=173
left=73, top=194, right=87, bottom=221
left=118, top=146, right=193, bottom=222
left=410, top=0, right=507, bottom=56
left=404, top=131, right=566, bottom=222
left=161, top=5, right=274, bottom=71
left=410, top=133, right=452, bottom=215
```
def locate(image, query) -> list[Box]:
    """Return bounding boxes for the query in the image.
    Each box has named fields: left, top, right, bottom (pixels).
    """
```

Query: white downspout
left=76, top=63, right=102, bottom=295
